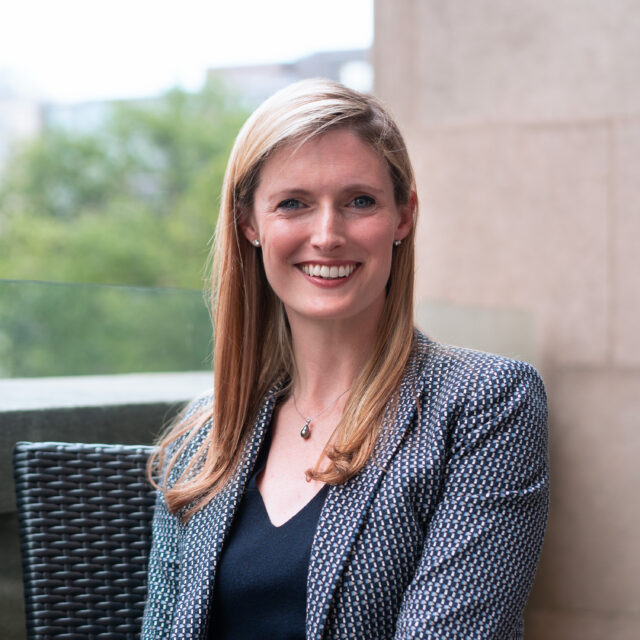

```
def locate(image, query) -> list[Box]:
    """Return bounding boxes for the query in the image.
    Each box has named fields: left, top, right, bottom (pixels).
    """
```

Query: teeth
left=301, top=264, right=357, bottom=279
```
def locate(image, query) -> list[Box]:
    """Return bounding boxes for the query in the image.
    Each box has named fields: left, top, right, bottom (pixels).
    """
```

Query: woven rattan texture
left=13, top=441, right=155, bottom=640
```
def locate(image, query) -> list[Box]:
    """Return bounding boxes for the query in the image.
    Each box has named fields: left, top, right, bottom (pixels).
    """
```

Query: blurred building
left=207, top=49, right=372, bottom=107
left=43, top=100, right=114, bottom=133
left=0, top=71, right=42, bottom=174
left=374, top=1, right=640, bottom=638
left=0, top=49, right=372, bottom=153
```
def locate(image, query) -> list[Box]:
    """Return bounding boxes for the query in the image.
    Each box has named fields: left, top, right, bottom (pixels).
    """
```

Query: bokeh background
left=1, top=1, right=639, bottom=638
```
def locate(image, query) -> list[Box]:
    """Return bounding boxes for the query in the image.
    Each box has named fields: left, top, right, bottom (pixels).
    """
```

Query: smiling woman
left=142, top=79, right=549, bottom=640
left=241, top=129, right=413, bottom=325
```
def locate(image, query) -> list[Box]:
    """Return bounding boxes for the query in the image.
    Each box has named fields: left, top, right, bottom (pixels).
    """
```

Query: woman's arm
left=140, top=394, right=212, bottom=638
left=394, top=359, right=549, bottom=639
left=141, top=489, right=181, bottom=639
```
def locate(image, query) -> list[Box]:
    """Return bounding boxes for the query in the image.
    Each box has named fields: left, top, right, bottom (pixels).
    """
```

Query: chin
left=289, top=299, right=384, bottom=324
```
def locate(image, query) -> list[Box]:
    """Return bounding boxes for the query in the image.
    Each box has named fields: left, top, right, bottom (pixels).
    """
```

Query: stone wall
left=374, top=1, right=640, bottom=638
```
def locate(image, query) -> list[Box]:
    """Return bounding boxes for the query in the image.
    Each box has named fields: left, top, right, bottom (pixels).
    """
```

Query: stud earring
left=252, top=239, right=261, bottom=247
left=394, top=239, right=402, bottom=247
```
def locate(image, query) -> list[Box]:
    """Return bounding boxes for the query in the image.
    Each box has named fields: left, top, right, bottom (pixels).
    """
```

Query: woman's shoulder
left=182, top=390, right=214, bottom=423
left=160, top=391, right=214, bottom=486
left=409, top=329, right=548, bottom=457
left=411, top=328, right=546, bottom=406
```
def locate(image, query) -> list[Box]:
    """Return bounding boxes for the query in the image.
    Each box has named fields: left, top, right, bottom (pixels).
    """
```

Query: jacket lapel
left=173, top=382, right=283, bottom=640
left=306, top=334, right=430, bottom=640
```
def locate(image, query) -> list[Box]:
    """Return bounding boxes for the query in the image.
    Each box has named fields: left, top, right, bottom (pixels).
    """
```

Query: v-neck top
left=208, top=429, right=329, bottom=640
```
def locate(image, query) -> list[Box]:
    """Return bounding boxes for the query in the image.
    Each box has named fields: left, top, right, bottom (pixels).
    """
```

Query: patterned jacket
left=142, top=332, right=549, bottom=639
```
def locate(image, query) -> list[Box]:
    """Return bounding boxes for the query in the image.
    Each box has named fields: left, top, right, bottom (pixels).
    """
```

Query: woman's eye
left=277, top=198, right=304, bottom=210
left=351, top=195, right=375, bottom=209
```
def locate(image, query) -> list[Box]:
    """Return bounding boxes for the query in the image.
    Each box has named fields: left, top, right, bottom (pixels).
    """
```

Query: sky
left=0, top=0, right=374, bottom=103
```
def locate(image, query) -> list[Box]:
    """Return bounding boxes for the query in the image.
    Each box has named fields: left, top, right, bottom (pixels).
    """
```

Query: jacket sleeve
left=140, top=394, right=212, bottom=639
left=141, top=488, right=181, bottom=639
left=394, top=358, right=549, bottom=639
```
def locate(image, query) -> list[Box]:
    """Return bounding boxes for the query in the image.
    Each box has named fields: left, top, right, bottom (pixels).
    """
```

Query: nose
left=310, top=202, right=345, bottom=252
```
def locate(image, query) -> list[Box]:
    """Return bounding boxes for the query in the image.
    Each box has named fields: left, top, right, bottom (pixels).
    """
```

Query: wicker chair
left=13, top=441, right=156, bottom=640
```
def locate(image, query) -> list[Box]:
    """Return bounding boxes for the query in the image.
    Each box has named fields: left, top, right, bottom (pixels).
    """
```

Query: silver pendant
left=300, top=419, right=311, bottom=439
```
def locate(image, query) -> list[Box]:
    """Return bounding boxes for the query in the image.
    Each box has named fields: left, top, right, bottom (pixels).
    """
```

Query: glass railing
left=0, top=279, right=538, bottom=379
left=415, top=299, right=537, bottom=366
left=0, top=279, right=212, bottom=378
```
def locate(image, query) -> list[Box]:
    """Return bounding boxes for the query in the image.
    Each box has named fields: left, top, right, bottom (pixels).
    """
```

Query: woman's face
left=241, top=128, right=413, bottom=328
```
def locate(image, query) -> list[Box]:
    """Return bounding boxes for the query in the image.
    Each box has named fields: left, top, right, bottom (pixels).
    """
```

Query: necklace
left=292, top=386, right=352, bottom=439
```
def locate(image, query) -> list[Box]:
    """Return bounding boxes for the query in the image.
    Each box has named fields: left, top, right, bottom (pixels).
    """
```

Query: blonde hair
left=149, top=79, right=418, bottom=518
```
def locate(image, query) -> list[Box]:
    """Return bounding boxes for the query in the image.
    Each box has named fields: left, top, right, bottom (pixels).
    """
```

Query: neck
left=286, top=312, right=380, bottom=410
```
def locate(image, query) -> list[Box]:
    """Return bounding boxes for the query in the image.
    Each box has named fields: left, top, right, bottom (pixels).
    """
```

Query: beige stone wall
left=374, top=1, right=640, bottom=638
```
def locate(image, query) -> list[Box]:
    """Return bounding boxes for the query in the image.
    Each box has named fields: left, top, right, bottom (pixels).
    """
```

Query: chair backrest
left=13, top=441, right=155, bottom=640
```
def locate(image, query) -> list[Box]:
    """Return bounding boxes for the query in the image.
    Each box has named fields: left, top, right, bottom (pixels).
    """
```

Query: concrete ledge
left=0, top=371, right=212, bottom=412
left=0, top=371, right=212, bottom=514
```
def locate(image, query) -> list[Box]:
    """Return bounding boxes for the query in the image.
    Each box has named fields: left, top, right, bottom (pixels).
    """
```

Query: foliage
left=0, top=81, right=248, bottom=289
left=0, top=280, right=212, bottom=377
left=0, top=81, right=247, bottom=376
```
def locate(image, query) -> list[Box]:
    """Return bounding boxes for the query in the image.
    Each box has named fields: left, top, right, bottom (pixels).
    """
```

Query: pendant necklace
left=292, top=386, right=352, bottom=439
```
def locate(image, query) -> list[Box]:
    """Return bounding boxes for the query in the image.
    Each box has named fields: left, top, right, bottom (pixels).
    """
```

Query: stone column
left=374, top=1, right=640, bottom=638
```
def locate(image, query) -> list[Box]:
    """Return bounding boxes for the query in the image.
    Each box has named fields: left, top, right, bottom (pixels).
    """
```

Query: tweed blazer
left=142, top=331, right=549, bottom=640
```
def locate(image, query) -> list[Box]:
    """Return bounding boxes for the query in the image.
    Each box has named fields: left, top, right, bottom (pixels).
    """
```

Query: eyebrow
left=265, top=183, right=386, bottom=203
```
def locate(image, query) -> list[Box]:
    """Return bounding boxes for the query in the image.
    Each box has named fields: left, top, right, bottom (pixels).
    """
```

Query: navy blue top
left=209, top=430, right=329, bottom=640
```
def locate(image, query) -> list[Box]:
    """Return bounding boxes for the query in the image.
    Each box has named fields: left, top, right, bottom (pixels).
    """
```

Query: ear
left=394, top=190, right=416, bottom=242
left=238, top=210, right=259, bottom=246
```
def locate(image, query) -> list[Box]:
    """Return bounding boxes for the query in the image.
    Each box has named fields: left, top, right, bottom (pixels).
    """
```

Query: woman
left=142, top=79, right=549, bottom=640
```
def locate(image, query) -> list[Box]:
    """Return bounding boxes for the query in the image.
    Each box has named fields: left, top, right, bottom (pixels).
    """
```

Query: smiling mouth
left=299, top=263, right=358, bottom=279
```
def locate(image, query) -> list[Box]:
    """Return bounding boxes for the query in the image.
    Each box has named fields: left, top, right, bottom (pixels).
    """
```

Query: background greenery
left=0, top=81, right=248, bottom=376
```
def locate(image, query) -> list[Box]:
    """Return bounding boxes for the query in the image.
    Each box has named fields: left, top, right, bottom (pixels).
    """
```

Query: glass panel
left=0, top=279, right=211, bottom=378
left=415, top=299, right=537, bottom=366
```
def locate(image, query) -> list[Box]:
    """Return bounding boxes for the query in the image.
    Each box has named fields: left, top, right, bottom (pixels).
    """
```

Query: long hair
left=149, top=79, right=418, bottom=518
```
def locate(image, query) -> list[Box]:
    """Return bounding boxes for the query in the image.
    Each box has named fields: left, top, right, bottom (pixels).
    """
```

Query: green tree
left=0, top=80, right=248, bottom=288
left=0, top=81, right=247, bottom=376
